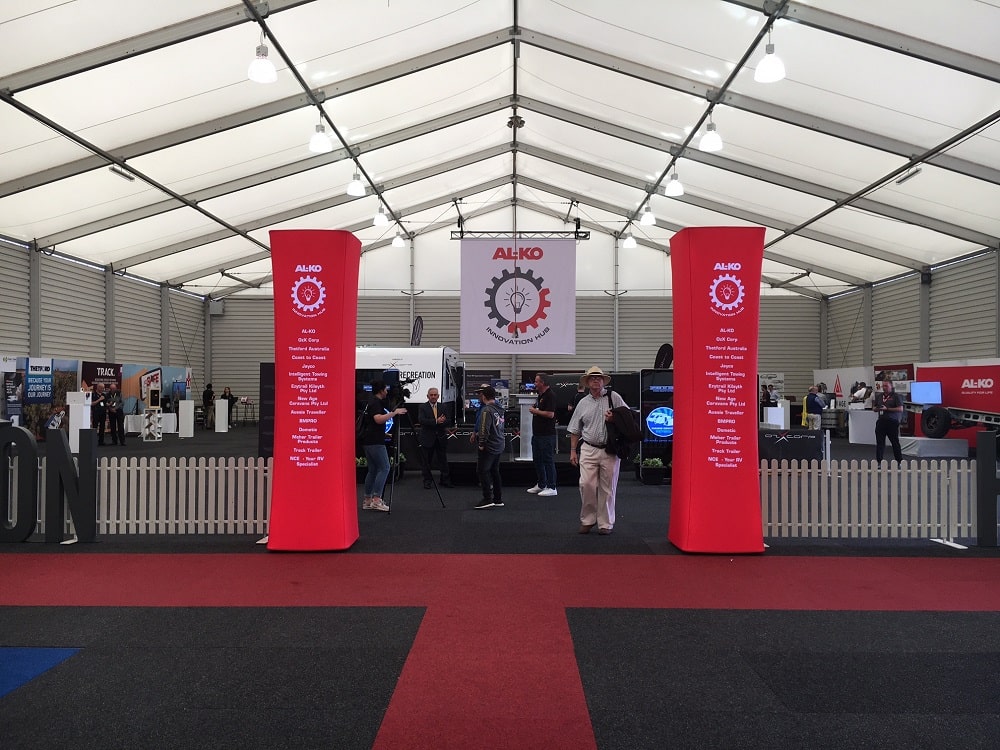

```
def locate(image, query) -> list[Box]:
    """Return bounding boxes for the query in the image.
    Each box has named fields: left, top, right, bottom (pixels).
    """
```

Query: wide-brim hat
left=580, top=366, right=612, bottom=387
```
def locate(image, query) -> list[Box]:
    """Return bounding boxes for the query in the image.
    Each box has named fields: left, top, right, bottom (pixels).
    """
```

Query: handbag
left=604, top=388, right=641, bottom=461
left=354, top=403, right=369, bottom=440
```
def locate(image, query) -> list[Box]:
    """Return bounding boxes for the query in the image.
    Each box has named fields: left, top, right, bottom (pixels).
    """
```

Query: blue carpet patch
left=0, top=647, right=80, bottom=698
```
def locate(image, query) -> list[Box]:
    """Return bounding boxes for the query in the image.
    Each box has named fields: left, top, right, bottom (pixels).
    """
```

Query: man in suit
left=417, top=387, right=454, bottom=488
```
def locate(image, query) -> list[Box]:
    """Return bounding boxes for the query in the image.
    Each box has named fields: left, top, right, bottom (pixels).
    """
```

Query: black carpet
left=569, top=608, right=1000, bottom=750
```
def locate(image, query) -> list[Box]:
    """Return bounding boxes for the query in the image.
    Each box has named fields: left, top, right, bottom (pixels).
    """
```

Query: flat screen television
left=909, top=381, right=942, bottom=405
left=468, top=397, right=482, bottom=410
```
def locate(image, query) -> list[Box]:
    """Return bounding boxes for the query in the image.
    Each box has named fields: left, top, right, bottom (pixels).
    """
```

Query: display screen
left=909, top=381, right=942, bottom=404
left=468, top=397, right=482, bottom=410
left=523, top=382, right=536, bottom=392
left=649, top=385, right=674, bottom=394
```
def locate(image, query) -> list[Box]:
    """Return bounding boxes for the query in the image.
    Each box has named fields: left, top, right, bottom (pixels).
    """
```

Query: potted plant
left=355, top=455, right=368, bottom=483
left=640, top=457, right=667, bottom=485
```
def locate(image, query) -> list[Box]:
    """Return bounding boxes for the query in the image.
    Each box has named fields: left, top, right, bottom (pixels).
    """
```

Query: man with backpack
left=567, top=366, right=630, bottom=535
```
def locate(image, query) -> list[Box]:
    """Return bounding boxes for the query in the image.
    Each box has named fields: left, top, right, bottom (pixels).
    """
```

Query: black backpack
left=354, top=403, right=369, bottom=441
left=605, top=388, right=641, bottom=461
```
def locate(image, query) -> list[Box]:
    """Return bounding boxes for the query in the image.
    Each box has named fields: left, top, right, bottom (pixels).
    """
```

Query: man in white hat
left=566, top=365, right=629, bottom=535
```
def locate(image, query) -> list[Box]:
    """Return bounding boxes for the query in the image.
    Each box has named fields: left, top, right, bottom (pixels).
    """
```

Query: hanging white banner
left=460, top=238, right=576, bottom=354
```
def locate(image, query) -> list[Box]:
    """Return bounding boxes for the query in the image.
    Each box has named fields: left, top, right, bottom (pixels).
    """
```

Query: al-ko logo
left=709, top=263, right=745, bottom=316
left=493, top=246, right=543, bottom=260
left=291, top=264, right=326, bottom=318
left=962, top=378, right=994, bottom=388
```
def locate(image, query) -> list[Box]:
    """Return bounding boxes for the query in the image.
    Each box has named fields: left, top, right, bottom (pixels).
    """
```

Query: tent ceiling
left=1, top=0, right=998, bottom=301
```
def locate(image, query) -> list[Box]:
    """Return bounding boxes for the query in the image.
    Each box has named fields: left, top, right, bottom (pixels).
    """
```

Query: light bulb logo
left=291, top=275, right=327, bottom=317
left=484, top=268, right=551, bottom=337
left=709, top=273, right=745, bottom=314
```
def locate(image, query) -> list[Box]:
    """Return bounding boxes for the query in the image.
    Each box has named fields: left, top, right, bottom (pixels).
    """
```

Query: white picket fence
left=5, top=457, right=980, bottom=541
left=760, top=459, right=977, bottom=540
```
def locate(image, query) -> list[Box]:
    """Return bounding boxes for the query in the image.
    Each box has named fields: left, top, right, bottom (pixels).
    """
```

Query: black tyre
left=921, top=406, right=952, bottom=439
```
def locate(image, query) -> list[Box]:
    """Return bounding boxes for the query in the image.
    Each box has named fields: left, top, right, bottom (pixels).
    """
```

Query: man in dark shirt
left=202, top=383, right=215, bottom=429
left=872, top=379, right=904, bottom=462
left=475, top=386, right=506, bottom=509
left=417, top=387, right=454, bottom=488
left=527, top=372, right=558, bottom=497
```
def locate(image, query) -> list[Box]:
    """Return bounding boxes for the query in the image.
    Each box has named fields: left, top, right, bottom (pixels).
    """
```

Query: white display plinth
left=847, top=409, right=878, bottom=445
left=215, top=398, right=229, bottom=432
left=178, top=400, right=194, bottom=438
left=764, top=404, right=789, bottom=430
left=161, top=413, right=177, bottom=434
left=515, top=393, right=536, bottom=461
left=67, top=391, right=91, bottom=453
left=125, top=415, right=143, bottom=435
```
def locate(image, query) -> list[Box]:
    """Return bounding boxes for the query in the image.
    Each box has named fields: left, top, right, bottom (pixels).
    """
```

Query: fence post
left=974, top=432, right=998, bottom=546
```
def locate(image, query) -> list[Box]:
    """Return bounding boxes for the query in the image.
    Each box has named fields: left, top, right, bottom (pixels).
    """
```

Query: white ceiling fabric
left=0, top=0, right=997, bottom=301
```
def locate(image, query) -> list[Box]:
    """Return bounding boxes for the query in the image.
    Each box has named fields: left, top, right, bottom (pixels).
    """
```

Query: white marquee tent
left=1, top=0, right=998, bottom=304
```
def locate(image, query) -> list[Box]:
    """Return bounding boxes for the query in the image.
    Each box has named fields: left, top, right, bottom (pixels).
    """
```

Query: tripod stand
left=384, top=408, right=447, bottom=510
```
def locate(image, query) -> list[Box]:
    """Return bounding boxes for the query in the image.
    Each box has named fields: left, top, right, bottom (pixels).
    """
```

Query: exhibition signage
left=268, top=230, right=361, bottom=551
left=459, top=238, right=576, bottom=354
left=669, top=227, right=765, bottom=553
left=914, top=363, right=1000, bottom=439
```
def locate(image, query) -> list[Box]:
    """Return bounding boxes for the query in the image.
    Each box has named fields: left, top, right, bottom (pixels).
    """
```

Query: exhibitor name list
left=703, top=325, right=749, bottom=470
left=287, top=327, right=329, bottom=467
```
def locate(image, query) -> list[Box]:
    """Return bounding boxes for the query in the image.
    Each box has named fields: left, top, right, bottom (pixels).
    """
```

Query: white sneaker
left=371, top=499, right=390, bottom=512
left=538, top=488, right=558, bottom=497
left=526, top=484, right=543, bottom=494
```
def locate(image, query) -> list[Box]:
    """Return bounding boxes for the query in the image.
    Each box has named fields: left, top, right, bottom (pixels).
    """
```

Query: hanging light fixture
left=640, top=204, right=656, bottom=226
left=622, top=232, right=637, bottom=249
left=699, top=117, right=723, bottom=152
left=754, top=30, right=786, bottom=83
left=392, top=231, right=406, bottom=248
left=664, top=171, right=685, bottom=197
left=308, top=113, right=333, bottom=154
left=346, top=172, right=366, bottom=197
left=373, top=204, right=389, bottom=227
left=247, top=32, right=277, bottom=84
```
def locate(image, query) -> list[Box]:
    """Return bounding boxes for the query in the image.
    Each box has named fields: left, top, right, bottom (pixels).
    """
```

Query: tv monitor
left=523, top=382, right=536, bottom=392
left=909, top=381, right=942, bottom=405
left=468, top=397, right=482, bottom=410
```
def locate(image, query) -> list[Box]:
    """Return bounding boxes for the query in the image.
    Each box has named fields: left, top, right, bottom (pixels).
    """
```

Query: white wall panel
left=826, top=292, right=867, bottom=369
left=759, top=297, right=821, bottom=402
left=166, top=291, right=206, bottom=389
left=112, top=276, right=161, bottom=364
left=40, top=255, right=106, bottom=359
left=871, top=275, right=922, bottom=364
left=0, top=244, right=31, bottom=354
left=209, top=298, right=275, bottom=406
left=929, top=254, right=998, bottom=361
left=618, top=297, right=672, bottom=372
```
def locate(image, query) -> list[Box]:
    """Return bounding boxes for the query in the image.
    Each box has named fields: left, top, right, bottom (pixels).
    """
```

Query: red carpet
left=3, top=553, right=999, bottom=749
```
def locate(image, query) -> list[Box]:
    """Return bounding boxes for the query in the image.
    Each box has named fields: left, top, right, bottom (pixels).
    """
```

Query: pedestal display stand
left=215, top=398, right=229, bottom=432
left=178, top=400, right=194, bottom=438
left=515, top=393, right=536, bottom=461
left=142, top=407, right=163, bottom=442
left=67, top=391, right=91, bottom=454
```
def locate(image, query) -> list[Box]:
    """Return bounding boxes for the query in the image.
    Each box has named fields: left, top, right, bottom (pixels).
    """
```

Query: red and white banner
left=914, top=363, right=1000, bottom=439
left=267, top=230, right=361, bottom=551
left=459, top=238, right=575, bottom=354
left=669, top=227, right=765, bottom=554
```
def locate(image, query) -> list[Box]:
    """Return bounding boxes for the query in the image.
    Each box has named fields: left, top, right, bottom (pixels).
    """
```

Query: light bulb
left=308, top=123, right=332, bottom=154
left=622, top=233, right=637, bottom=249
left=247, top=44, right=277, bottom=84
left=640, top=205, right=656, bottom=226
left=392, top=232, right=405, bottom=248
left=664, top=172, right=685, bottom=197
left=373, top=206, right=389, bottom=226
left=754, top=43, right=786, bottom=83
left=346, top=172, right=365, bottom=197
left=700, top=122, right=723, bottom=152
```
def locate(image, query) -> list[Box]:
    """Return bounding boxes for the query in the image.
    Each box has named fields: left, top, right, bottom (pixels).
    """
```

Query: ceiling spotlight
left=664, top=171, right=684, bottom=197
left=622, top=233, right=637, bottom=249
left=640, top=204, right=656, bottom=226
left=247, top=36, right=277, bottom=84
left=373, top=204, right=389, bottom=227
left=108, top=165, right=135, bottom=182
left=754, top=32, right=785, bottom=83
left=346, top=172, right=366, bottom=197
left=392, top=231, right=406, bottom=248
left=700, top=119, right=723, bottom=152
left=308, top=121, right=333, bottom=154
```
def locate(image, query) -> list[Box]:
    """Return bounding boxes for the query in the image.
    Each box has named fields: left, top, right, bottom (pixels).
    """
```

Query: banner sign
left=460, top=238, right=575, bottom=354
left=669, top=227, right=765, bottom=553
left=268, top=230, right=361, bottom=551
left=25, top=358, right=53, bottom=405
left=914, top=363, right=1000, bottom=439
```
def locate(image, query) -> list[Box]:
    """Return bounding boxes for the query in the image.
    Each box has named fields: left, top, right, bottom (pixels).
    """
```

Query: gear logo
left=484, top=267, right=551, bottom=336
left=709, top=274, right=745, bottom=314
left=291, top=275, right=326, bottom=317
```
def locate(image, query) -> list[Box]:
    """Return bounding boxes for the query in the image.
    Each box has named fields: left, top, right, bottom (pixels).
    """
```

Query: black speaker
left=148, top=388, right=160, bottom=408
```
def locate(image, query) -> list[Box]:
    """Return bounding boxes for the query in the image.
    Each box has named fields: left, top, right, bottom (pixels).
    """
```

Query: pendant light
left=373, top=204, right=389, bottom=227
left=247, top=32, right=277, bottom=84
left=699, top=117, right=723, bottom=152
left=622, top=232, right=637, bottom=249
left=308, top=114, right=333, bottom=154
left=346, top=172, right=366, bottom=197
left=664, top=171, right=685, bottom=197
left=753, top=30, right=786, bottom=83
left=640, top=204, right=656, bottom=226
left=392, top=231, right=406, bottom=248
